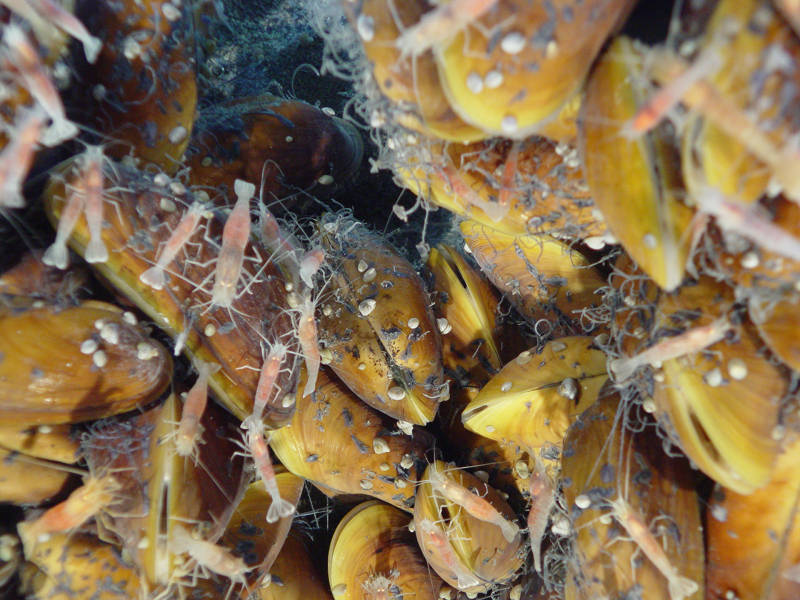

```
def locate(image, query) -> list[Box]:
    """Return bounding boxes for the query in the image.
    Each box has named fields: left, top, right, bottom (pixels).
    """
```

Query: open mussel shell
left=462, top=337, right=607, bottom=472
left=414, top=460, right=523, bottom=593
left=0, top=448, right=74, bottom=505
left=751, top=290, right=800, bottom=372
left=185, top=94, right=363, bottom=199
left=82, top=392, right=246, bottom=589
left=706, top=435, right=800, bottom=600
left=434, top=0, right=634, bottom=138
left=76, top=0, right=197, bottom=173
left=460, top=220, right=606, bottom=331
left=0, top=301, right=170, bottom=425
left=318, top=215, right=445, bottom=425
left=342, top=0, right=483, bottom=142
left=43, top=158, right=297, bottom=427
left=581, top=36, right=694, bottom=291
left=270, top=366, right=433, bottom=511
left=329, top=500, right=444, bottom=600
left=0, top=423, right=78, bottom=464
left=562, top=393, right=703, bottom=600
left=219, top=475, right=304, bottom=589
left=19, top=532, right=140, bottom=600
left=260, top=530, right=332, bottom=600
left=427, top=245, right=501, bottom=386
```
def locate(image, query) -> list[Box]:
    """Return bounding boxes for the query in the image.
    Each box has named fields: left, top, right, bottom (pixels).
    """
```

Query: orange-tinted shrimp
left=243, top=421, right=295, bottom=523
left=42, top=182, right=87, bottom=269
left=249, top=342, right=288, bottom=423
left=438, top=163, right=509, bottom=222
left=141, top=202, right=206, bottom=290
left=428, top=465, right=519, bottom=542
left=417, top=518, right=482, bottom=590
left=395, top=0, right=498, bottom=58
left=211, top=179, right=254, bottom=307
left=174, top=361, right=218, bottom=459
left=82, top=146, right=108, bottom=264
left=0, top=107, right=46, bottom=208
left=497, top=141, right=520, bottom=216
left=526, top=465, right=555, bottom=573
left=19, top=473, right=119, bottom=542
left=609, top=316, right=731, bottom=382
left=608, top=496, right=698, bottom=600
left=170, top=523, right=250, bottom=586
left=297, top=294, right=320, bottom=398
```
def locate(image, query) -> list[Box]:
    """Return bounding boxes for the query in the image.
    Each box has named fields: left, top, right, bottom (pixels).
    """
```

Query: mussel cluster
left=2, top=0, right=800, bottom=599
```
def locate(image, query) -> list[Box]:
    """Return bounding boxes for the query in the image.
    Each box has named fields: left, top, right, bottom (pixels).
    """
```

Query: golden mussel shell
left=434, top=0, right=634, bottom=138
left=77, top=0, right=197, bottom=174
left=413, top=459, right=523, bottom=594
left=81, top=392, right=246, bottom=591
left=318, top=215, right=445, bottom=425
left=341, top=0, right=483, bottom=142
left=19, top=533, right=140, bottom=600
left=0, top=301, right=171, bottom=425
left=0, top=448, right=74, bottom=505
left=427, top=244, right=502, bottom=387
left=706, top=435, right=800, bottom=600
left=462, top=337, right=607, bottom=472
left=562, top=393, right=703, bottom=600
left=677, top=0, right=800, bottom=204
left=0, top=251, right=87, bottom=303
left=43, top=158, right=298, bottom=428
left=329, top=500, right=444, bottom=600
left=396, top=136, right=606, bottom=239
left=580, top=36, right=695, bottom=292
left=260, top=530, right=332, bottom=600
left=270, top=366, right=432, bottom=511
left=460, top=219, right=607, bottom=332
left=750, top=288, right=800, bottom=372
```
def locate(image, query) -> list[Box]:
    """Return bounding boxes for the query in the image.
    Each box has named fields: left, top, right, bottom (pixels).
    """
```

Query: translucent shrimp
left=140, top=202, right=206, bottom=290
left=526, top=463, right=555, bottom=573
left=298, top=247, right=325, bottom=289
left=417, top=518, right=482, bottom=590
left=395, top=0, right=498, bottom=58
left=42, top=182, right=87, bottom=269
left=169, top=523, right=250, bottom=588
left=694, top=186, right=800, bottom=262
left=242, top=420, right=295, bottom=523
left=2, top=23, right=77, bottom=146
left=497, top=140, right=521, bottom=215
left=174, top=361, right=219, bottom=459
left=428, top=464, right=519, bottom=543
left=438, top=162, right=508, bottom=222
left=297, top=293, right=320, bottom=398
left=0, top=106, right=46, bottom=208
left=18, top=472, right=119, bottom=543
left=211, top=179, right=255, bottom=308
left=245, top=341, right=289, bottom=429
left=607, top=496, right=699, bottom=600
left=609, top=316, right=732, bottom=382
left=1, top=0, right=102, bottom=62
left=82, top=146, right=108, bottom=264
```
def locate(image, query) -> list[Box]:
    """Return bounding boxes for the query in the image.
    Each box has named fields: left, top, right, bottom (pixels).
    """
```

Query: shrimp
left=526, top=462, right=555, bottom=573
left=246, top=341, right=289, bottom=428
left=18, top=472, right=119, bottom=543
left=0, top=106, right=46, bottom=208
left=1, top=0, right=102, bottom=62
left=607, top=496, right=698, bottom=600
left=2, top=24, right=77, bottom=146
left=169, top=523, right=250, bottom=589
left=242, top=420, right=295, bottom=523
left=437, top=162, right=509, bottom=223
left=395, top=0, right=498, bottom=58
left=140, top=202, right=206, bottom=290
left=428, top=464, right=519, bottom=543
left=496, top=140, right=520, bottom=216
left=173, top=361, right=219, bottom=459
left=609, top=316, right=732, bottom=382
left=417, top=518, right=482, bottom=590
left=694, top=186, right=800, bottom=262
left=211, top=179, right=255, bottom=308
left=82, top=146, right=108, bottom=264
left=298, top=247, right=325, bottom=289
left=297, top=293, right=320, bottom=398
left=42, top=181, right=87, bottom=269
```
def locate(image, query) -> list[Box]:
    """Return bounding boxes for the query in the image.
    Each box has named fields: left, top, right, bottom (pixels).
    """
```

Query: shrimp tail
left=85, top=237, right=109, bottom=264
left=498, top=518, right=520, bottom=543
left=266, top=496, right=295, bottom=523
left=668, top=576, right=698, bottom=600
left=139, top=266, right=166, bottom=290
